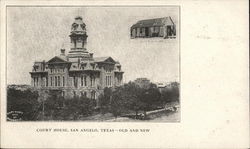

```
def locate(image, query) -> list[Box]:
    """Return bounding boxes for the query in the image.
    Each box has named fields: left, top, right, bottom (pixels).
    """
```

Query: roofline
left=46, top=56, right=71, bottom=64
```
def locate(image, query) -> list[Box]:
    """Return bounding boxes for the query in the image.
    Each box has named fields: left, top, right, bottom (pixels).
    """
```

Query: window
left=81, top=76, right=83, bottom=86
left=33, top=77, right=35, bottom=86
left=62, top=91, right=65, bottom=97
left=110, top=76, right=112, bottom=86
left=46, top=77, right=48, bottom=87
left=50, top=77, right=53, bottom=86
left=63, top=76, right=65, bottom=86
left=84, top=76, right=87, bottom=86
left=81, top=92, right=87, bottom=97
left=90, top=76, right=93, bottom=87
left=106, top=76, right=108, bottom=87
left=36, top=77, right=39, bottom=86
left=55, top=76, right=57, bottom=86
left=91, top=91, right=95, bottom=99
left=58, top=76, right=60, bottom=86
left=107, top=76, right=109, bottom=87
left=73, top=76, right=77, bottom=88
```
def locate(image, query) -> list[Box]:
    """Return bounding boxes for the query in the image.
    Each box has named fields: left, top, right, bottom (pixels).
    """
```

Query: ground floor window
left=81, top=91, right=87, bottom=98
left=91, top=91, right=96, bottom=100
left=61, top=91, right=65, bottom=97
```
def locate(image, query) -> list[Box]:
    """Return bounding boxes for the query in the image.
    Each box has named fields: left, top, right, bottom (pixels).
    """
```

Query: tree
left=139, top=83, right=161, bottom=118
left=42, top=91, right=95, bottom=120
left=98, top=87, right=112, bottom=114
left=109, top=82, right=162, bottom=119
left=160, top=82, right=180, bottom=104
left=7, top=87, right=39, bottom=121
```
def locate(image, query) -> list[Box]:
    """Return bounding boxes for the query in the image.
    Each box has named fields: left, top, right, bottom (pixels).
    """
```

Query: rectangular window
left=50, top=77, right=53, bottom=86
left=81, top=76, right=83, bottom=86
left=62, top=91, right=65, bottom=97
left=63, top=76, right=65, bottom=86
left=84, top=76, right=87, bottom=86
left=90, top=76, right=93, bottom=87
left=106, top=76, right=107, bottom=87
left=46, top=77, right=48, bottom=87
left=58, top=76, right=60, bottom=86
left=110, top=76, right=112, bottom=86
left=33, top=78, right=35, bottom=86
left=36, top=77, right=39, bottom=86
left=73, top=76, right=77, bottom=88
left=108, top=76, right=110, bottom=86
left=107, top=76, right=109, bottom=86
left=55, top=76, right=57, bottom=86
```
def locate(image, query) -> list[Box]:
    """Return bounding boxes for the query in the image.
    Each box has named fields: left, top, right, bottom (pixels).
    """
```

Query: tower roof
left=71, top=16, right=86, bottom=34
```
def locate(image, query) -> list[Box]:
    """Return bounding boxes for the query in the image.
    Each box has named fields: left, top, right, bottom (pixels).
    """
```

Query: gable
left=104, top=57, right=116, bottom=63
left=47, top=56, right=69, bottom=64
left=94, top=57, right=116, bottom=64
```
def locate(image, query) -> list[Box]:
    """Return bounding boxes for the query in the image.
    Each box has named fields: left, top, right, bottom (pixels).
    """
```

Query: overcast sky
left=7, top=6, right=179, bottom=85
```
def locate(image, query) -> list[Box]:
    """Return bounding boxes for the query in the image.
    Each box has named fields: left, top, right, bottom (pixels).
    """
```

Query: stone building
left=30, top=16, right=124, bottom=103
left=130, top=17, right=176, bottom=39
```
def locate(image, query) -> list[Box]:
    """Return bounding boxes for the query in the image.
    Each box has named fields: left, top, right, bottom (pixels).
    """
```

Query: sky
left=7, top=6, right=179, bottom=85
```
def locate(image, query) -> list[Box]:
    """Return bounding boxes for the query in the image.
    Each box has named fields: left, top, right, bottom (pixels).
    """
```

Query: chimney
left=90, top=53, right=93, bottom=58
left=60, top=49, right=65, bottom=56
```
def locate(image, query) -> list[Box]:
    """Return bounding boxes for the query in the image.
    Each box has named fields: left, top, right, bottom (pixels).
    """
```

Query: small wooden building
left=130, top=17, right=176, bottom=39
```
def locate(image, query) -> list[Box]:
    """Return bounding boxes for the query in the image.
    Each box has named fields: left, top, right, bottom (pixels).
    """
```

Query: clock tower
left=68, top=16, right=92, bottom=61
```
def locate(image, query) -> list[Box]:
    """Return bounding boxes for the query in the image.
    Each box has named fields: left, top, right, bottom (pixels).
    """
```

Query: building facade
left=130, top=17, right=176, bottom=39
left=30, top=16, right=124, bottom=103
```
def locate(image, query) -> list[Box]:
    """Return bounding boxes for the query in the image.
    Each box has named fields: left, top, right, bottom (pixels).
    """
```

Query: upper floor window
left=46, top=77, right=48, bottom=87
left=55, top=76, right=57, bottom=86
left=73, top=76, right=78, bottom=88
left=58, top=76, right=61, bottom=86
left=50, top=77, right=53, bottom=86
left=33, top=77, right=36, bottom=86
left=84, top=76, right=87, bottom=86
left=90, top=76, right=93, bottom=87
left=81, top=76, right=83, bottom=86
left=63, top=76, right=65, bottom=86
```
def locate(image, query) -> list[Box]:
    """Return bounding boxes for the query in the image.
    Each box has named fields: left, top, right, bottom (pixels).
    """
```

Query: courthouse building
left=130, top=17, right=176, bottom=39
left=30, top=16, right=124, bottom=101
